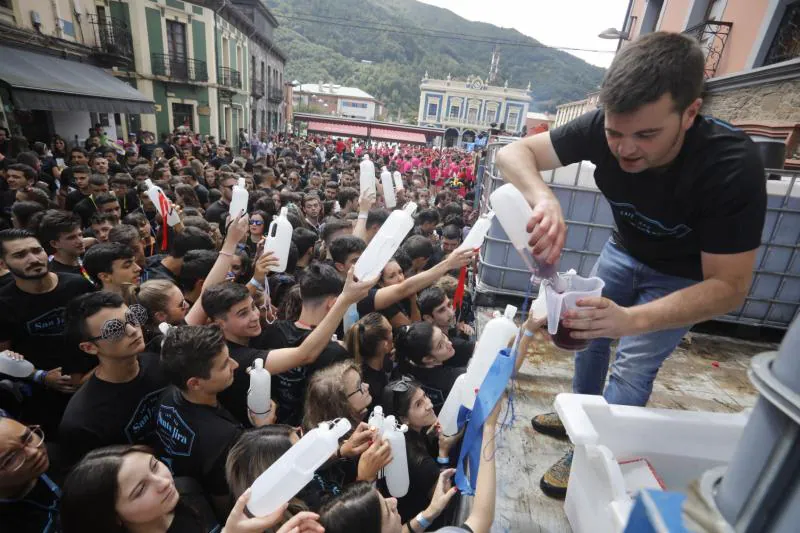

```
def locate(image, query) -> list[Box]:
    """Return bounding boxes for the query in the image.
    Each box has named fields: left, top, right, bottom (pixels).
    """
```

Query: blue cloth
left=573, top=239, right=697, bottom=406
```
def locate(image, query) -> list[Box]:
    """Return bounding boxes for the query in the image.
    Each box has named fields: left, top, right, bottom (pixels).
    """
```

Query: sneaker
left=540, top=447, right=574, bottom=499
left=531, top=412, right=567, bottom=438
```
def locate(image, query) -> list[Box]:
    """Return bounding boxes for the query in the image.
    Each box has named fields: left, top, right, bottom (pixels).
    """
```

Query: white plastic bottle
left=438, top=373, right=469, bottom=437
left=359, top=154, right=376, bottom=198
left=368, top=405, right=385, bottom=438
left=403, top=201, right=418, bottom=216
left=247, top=358, right=271, bottom=416
left=354, top=208, right=415, bottom=281
left=392, top=170, right=404, bottom=191
left=229, top=177, right=249, bottom=219
left=464, top=305, right=518, bottom=393
left=246, top=419, right=352, bottom=516
left=0, top=351, right=34, bottom=378
left=383, top=415, right=410, bottom=497
left=459, top=212, right=494, bottom=251
left=144, top=179, right=181, bottom=226
left=490, top=183, right=558, bottom=282
left=263, top=207, right=293, bottom=273
left=380, top=167, right=397, bottom=209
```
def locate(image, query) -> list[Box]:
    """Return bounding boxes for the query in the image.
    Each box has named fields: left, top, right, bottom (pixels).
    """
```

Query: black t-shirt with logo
left=59, top=352, right=169, bottom=466
left=400, top=363, right=465, bottom=415
left=156, top=387, right=243, bottom=496
left=550, top=110, right=766, bottom=280
left=254, top=321, right=350, bottom=426
left=219, top=340, right=267, bottom=426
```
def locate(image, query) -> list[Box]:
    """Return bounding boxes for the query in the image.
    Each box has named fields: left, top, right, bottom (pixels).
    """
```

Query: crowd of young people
left=0, top=130, right=532, bottom=533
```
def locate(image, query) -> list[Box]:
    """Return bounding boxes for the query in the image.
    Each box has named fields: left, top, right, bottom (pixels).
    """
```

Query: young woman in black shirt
left=344, top=312, right=395, bottom=412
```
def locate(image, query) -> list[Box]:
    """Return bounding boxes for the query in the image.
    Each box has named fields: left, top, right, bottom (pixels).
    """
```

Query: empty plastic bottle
left=360, top=155, right=376, bottom=198
left=459, top=212, right=494, bottom=251
left=368, top=405, right=385, bottom=438
left=264, top=207, right=293, bottom=273
left=490, top=183, right=559, bottom=285
left=0, top=351, right=34, bottom=378
left=354, top=208, right=415, bottom=281
left=464, top=305, right=518, bottom=393
left=383, top=415, right=410, bottom=497
left=246, top=419, right=352, bottom=516
left=438, top=373, right=470, bottom=437
left=229, top=178, right=249, bottom=219
left=144, top=179, right=181, bottom=226
left=392, top=170, right=404, bottom=191
left=247, top=358, right=271, bottom=416
left=380, top=167, right=397, bottom=209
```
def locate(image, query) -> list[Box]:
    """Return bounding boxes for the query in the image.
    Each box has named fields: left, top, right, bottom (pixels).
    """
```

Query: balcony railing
left=251, top=77, right=264, bottom=98
left=437, top=116, right=496, bottom=129
left=151, top=53, right=208, bottom=83
left=218, top=66, right=241, bottom=89
left=87, top=14, right=133, bottom=66
left=684, top=20, right=732, bottom=79
left=268, top=86, right=283, bottom=103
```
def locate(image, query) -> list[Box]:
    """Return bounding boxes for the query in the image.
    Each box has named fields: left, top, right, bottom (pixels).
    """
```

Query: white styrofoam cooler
left=554, top=394, right=750, bottom=533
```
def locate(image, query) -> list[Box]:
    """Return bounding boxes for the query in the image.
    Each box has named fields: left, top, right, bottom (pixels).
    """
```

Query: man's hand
left=359, top=189, right=376, bottom=213
left=44, top=367, right=79, bottom=393
left=563, top=297, right=636, bottom=340
left=456, top=322, right=474, bottom=337
left=342, top=267, right=379, bottom=303
left=252, top=249, right=279, bottom=281
left=339, top=422, right=374, bottom=458
left=444, top=248, right=476, bottom=271
left=225, top=213, right=250, bottom=246
left=525, top=192, right=566, bottom=265
left=356, top=438, right=392, bottom=482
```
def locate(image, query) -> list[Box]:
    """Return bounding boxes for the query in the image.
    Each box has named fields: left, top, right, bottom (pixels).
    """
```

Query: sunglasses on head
left=87, top=304, right=148, bottom=342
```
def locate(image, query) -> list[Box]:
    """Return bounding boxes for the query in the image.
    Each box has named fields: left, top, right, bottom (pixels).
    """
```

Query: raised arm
left=463, top=396, right=504, bottom=533
left=352, top=190, right=376, bottom=242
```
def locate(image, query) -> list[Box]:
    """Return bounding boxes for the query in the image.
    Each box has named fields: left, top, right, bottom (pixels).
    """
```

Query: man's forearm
left=496, top=143, right=552, bottom=201
left=630, top=278, right=746, bottom=335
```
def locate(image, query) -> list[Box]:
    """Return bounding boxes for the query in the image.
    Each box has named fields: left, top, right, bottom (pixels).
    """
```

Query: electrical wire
left=273, top=13, right=616, bottom=54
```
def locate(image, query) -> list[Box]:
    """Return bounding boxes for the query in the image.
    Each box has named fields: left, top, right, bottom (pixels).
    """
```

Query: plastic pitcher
left=264, top=207, right=293, bottom=273
left=354, top=208, right=414, bottom=281
left=229, top=178, right=248, bottom=219
left=544, top=273, right=604, bottom=351
left=383, top=415, right=410, bottom=497
left=464, top=305, right=518, bottom=393
left=459, top=212, right=494, bottom=251
left=360, top=155, right=376, bottom=198
left=380, top=167, right=397, bottom=209
left=247, top=358, right=271, bottom=416
left=246, top=418, right=351, bottom=516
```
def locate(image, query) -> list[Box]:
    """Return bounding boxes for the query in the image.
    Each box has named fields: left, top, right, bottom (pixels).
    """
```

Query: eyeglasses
left=0, top=425, right=44, bottom=472
left=87, top=304, right=148, bottom=342
left=346, top=379, right=367, bottom=398
left=250, top=220, right=264, bottom=226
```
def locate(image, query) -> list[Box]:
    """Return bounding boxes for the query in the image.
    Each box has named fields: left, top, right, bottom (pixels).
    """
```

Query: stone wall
left=702, top=79, right=800, bottom=123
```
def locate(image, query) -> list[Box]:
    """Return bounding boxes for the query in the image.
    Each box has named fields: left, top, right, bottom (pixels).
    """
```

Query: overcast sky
left=417, top=0, right=631, bottom=68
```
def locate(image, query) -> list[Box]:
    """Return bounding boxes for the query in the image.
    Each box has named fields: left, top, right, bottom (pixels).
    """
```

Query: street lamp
left=598, top=27, right=629, bottom=40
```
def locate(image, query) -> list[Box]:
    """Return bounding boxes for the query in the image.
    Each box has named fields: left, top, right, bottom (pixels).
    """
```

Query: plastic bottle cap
left=374, top=406, right=383, bottom=415
left=279, top=206, right=288, bottom=217
left=504, top=305, right=517, bottom=319
left=158, top=322, right=172, bottom=336
left=254, top=358, right=264, bottom=369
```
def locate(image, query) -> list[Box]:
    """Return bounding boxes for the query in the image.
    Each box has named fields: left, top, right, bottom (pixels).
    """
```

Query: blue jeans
left=572, top=239, right=697, bottom=406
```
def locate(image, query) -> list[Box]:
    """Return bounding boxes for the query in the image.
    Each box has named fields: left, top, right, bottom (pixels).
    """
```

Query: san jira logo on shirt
left=126, top=388, right=167, bottom=444
left=607, top=199, right=692, bottom=239
left=156, top=406, right=195, bottom=457
left=26, top=308, right=67, bottom=336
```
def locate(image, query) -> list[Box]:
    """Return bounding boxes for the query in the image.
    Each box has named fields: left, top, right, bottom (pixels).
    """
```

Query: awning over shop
left=307, top=120, right=369, bottom=137
left=0, top=45, right=154, bottom=114
left=370, top=127, right=427, bottom=145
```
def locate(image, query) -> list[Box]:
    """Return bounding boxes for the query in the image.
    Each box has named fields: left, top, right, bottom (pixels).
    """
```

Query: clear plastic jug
left=490, top=183, right=558, bottom=283
left=144, top=179, right=181, bottom=226
left=380, top=167, right=397, bottom=209
left=360, top=155, right=376, bottom=198
left=438, top=373, right=470, bottom=437
left=392, top=170, right=404, bottom=191
left=354, top=208, right=414, bottom=281
left=247, top=418, right=351, bottom=516
left=0, top=351, right=34, bottom=378
left=264, top=207, right=293, bottom=273
left=247, top=358, right=271, bottom=416
left=459, top=212, right=494, bottom=251
left=544, top=273, right=605, bottom=351
left=383, top=415, right=410, bottom=497
left=464, top=305, right=517, bottom=393
left=229, top=178, right=248, bottom=219
left=368, top=405, right=385, bottom=438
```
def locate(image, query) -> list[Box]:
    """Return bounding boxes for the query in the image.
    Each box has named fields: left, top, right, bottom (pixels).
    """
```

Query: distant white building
left=292, top=82, right=385, bottom=121
left=554, top=91, right=600, bottom=128
left=417, top=73, right=532, bottom=147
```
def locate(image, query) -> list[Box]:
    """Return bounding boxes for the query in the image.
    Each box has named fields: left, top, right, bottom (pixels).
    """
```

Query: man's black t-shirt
left=48, top=258, right=82, bottom=276
left=65, top=189, right=88, bottom=211
left=204, top=200, right=229, bottom=230
left=73, top=196, right=97, bottom=227
left=254, top=321, right=350, bottom=426
left=549, top=110, right=766, bottom=280
left=219, top=340, right=266, bottom=426
left=59, top=352, right=169, bottom=465
left=156, top=387, right=243, bottom=496
left=144, top=258, right=179, bottom=284
left=0, top=474, right=60, bottom=533
left=400, top=363, right=465, bottom=414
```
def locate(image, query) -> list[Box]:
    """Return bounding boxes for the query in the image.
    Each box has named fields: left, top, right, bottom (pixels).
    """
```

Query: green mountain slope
left=266, top=0, right=605, bottom=118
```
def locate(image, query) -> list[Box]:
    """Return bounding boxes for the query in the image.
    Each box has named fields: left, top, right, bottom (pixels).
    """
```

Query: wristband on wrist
left=523, top=328, right=536, bottom=337
left=33, top=370, right=47, bottom=385
left=248, top=278, right=265, bottom=291
left=415, top=513, right=432, bottom=530
left=436, top=456, right=450, bottom=465
left=357, top=213, right=368, bottom=219
left=219, top=250, right=234, bottom=257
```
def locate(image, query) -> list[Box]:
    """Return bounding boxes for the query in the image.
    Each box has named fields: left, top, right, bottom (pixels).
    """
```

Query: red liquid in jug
left=553, top=320, right=589, bottom=351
